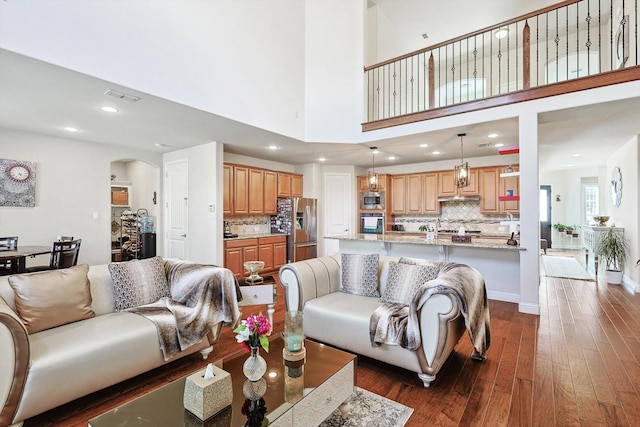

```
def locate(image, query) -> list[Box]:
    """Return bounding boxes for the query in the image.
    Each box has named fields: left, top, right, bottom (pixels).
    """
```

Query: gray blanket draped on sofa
left=129, top=260, right=241, bottom=360
left=370, top=263, right=491, bottom=360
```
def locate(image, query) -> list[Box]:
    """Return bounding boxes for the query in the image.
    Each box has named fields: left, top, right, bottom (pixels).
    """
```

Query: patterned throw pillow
left=381, top=261, right=440, bottom=305
left=340, top=253, right=380, bottom=297
left=108, top=256, right=170, bottom=311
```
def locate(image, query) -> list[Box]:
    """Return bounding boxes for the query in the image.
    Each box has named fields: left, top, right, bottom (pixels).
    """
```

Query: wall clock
left=0, top=159, right=36, bottom=207
left=610, top=166, right=622, bottom=208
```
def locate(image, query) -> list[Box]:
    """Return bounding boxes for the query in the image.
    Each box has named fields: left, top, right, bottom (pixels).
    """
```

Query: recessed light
left=101, top=106, right=119, bottom=113
left=419, top=143, right=429, bottom=148
left=494, top=28, right=509, bottom=39
left=318, top=157, right=326, bottom=162
left=494, top=143, right=505, bottom=147
left=372, top=150, right=380, bottom=155
left=267, top=145, right=279, bottom=150
left=567, top=164, right=574, bottom=167
left=571, top=153, right=581, bottom=157
left=154, top=143, right=168, bottom=147
left=432, top=151, right=441, bottom=155
left=388, top=156, right=397, bottom=160
left=64, top=127, right=79, bottom=132
left=487, top=133, right=499, bottom=138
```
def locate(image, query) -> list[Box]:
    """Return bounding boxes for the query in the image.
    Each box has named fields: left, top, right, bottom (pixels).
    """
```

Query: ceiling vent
left=477, top=142, right=494, bottom=148
left=104, top=89, right=141, bottom=103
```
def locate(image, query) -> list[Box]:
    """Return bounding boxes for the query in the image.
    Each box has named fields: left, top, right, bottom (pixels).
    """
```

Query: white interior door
left=324, top=173, right=352, bottom=256
left=165, top=160, right=188, bottom=259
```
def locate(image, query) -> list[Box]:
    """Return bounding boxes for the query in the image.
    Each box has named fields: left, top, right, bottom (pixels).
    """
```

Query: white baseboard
left=487, top=290, right=520, bottom=303
left=518, top=302, right=540, bottom=315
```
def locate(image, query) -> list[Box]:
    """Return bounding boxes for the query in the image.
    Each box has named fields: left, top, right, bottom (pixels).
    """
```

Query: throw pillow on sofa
left=340, top=253, right=380, bottom=297
left=380, top=261, right=440, bottom=305
left=8, top=263, right=95, bottom=333
left=108, top=256, right=170, bottom=311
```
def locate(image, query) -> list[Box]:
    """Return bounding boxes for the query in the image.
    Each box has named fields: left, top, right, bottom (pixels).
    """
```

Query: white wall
left=0, top=0, right=307, bottom=141
left=163, top=142, right=222, bottom=265
left=304, top=0, right=365, bottom=142
left=606, top=135, right=639, bottom=289
left=0, top=127, right=161, bottom=266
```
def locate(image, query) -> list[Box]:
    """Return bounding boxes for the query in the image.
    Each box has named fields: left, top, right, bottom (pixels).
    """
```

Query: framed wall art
left=0, top=159, right=36, bottom=207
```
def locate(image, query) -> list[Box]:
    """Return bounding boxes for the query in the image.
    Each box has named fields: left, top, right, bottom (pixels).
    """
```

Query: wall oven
left=360, top=212, right=384, bottom=234
left=360, top=191, right=385, bottom=210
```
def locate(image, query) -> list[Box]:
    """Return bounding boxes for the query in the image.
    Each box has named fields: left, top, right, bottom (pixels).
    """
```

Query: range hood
left=437, top=195, right=481, bottom=202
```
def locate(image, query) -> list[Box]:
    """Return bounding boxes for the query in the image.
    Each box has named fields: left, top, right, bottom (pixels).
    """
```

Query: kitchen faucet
left=506, top=213, right=513, bottom=221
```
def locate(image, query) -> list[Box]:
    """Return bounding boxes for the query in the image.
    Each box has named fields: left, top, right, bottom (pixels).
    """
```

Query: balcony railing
left=363, top=0, right=639, bottom=131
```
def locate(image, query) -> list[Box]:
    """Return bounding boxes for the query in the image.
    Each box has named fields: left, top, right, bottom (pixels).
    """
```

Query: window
left=583, top=184, right=599, bottom=224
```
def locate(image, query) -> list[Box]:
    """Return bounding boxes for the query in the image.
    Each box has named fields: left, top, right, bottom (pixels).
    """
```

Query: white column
left=518, top=112, right=540, bottom=314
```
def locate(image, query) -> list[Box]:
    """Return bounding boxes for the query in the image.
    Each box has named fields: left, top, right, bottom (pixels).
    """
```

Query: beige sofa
left=0, top=260, right=239, bottom=427
left=279, top=254, right=489, bottom=388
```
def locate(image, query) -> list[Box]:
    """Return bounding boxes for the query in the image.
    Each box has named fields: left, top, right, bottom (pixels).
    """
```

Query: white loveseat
left=0, top=259, right=239, bottom=427
left=279, top=254, right=490, bottom=387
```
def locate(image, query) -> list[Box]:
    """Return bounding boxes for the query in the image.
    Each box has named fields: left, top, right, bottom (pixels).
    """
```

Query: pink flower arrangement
left=234, top=313, right=271, bottom=353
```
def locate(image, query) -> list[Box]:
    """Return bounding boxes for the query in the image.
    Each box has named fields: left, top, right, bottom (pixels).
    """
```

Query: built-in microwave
left=360, top=191, right=385, bottom=210
left=361, top=212, right=384, bottom=234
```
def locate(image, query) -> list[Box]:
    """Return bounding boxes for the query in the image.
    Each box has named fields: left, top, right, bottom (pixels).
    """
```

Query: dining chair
left=1, top=236, right=19, bottom=275
left=25, top=239, right=82, bottom=272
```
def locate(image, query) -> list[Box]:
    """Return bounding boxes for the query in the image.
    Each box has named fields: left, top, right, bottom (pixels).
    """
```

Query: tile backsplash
left=224, top=215, right=270, bottom=235
left=394, top=201, right=518, bottom=235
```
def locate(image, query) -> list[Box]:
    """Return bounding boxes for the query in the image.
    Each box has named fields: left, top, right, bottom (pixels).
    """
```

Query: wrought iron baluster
left=566, top=5, right=569, bottom=81
left=586, top=0, right=592, bottom=75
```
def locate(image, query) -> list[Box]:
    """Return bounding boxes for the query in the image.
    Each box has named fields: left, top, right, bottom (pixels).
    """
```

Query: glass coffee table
left=89, top=337, right=356, bottom=426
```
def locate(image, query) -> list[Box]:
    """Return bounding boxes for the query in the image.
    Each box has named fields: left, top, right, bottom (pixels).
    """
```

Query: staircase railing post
left=523, top=20, right=531, bottom=89
left=428, top=52, right=435, bottom=109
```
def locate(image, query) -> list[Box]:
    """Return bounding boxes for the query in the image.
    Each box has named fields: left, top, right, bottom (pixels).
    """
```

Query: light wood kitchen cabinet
left=224, top=238, right=258, bottom=279
left=389, top=174, right=422, bottom=214
left=223, top=164, right=233, bottom=215
left=233, top=166, right=249, bottom=215
left=438, top=169, right=478, bottom=196
left=277, top=172, right=291, bottom=197
left=390, top=175, right=407, bottom=214
left=358, top=174, right=388, bottom=192
left=500, top=166, right=520, bottom=213
left=258, top=235, right=287, bottom=272
left=291, top=174, right=303, bottom=197
left=263, top=171, right=277, bottom=214
left=406, top=174, right=423, bottom=214
left=479, top=167, right=500, bottom=213
left=422, top=172, right=440, bottom=214
left=248, top=168, right=264, bottom=214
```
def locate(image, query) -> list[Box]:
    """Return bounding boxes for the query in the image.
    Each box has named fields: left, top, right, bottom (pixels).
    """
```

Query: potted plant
left=565, top=225, right=574, bottom=235
left=595, top=228, right=630, bottom=284
left=553, top=223, right=566, bottom=232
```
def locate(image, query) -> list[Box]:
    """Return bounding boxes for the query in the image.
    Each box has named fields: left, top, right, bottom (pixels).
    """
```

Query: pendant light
left=454, top=133, right=471, bottom=188
left=368, top=146, right=379, bottom=192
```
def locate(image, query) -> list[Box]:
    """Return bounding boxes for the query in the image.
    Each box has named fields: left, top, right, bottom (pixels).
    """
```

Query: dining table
left=0, top=245, right=52, bottom=274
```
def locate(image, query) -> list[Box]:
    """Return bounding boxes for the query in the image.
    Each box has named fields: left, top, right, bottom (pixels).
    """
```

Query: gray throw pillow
left=108, top=256, right=170, bottom=311
left=340, top=253, right=380, bottom=297
left=381, top=261, right=440, bottom=305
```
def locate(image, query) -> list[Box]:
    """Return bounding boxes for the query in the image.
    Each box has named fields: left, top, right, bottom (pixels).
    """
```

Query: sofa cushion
left=380, top=261, right=440, bottom=305
left=340, top=253, right=380, bottom=297
left=108, top=256, right=169, bottom=311
left=8, top=264, right=95, bottom=333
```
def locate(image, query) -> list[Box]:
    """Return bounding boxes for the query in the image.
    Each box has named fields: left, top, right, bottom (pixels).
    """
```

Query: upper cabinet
left=479, top=165, right=520, bottom=214
left=277, top=172, right=304, bottom=198
left=358, top=174, right=388, bottom=192
left=422, top=173, right=440, bottom=214
left=389, top=173, right=437, bottom=215
left=438, top=169, right=478, bottom=196
left=225, top=164, right=303, bottom=215
left=500, top=165, right=520, bottom=213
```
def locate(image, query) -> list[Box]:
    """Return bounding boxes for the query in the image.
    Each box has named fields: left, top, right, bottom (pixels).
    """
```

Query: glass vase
left=243, top=346, right=267, bottom=382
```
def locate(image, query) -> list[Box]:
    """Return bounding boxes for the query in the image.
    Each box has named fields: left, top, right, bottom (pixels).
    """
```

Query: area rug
left=542, top=256, right=595, bottom=281
left=319, top=387, right=413, bottom=427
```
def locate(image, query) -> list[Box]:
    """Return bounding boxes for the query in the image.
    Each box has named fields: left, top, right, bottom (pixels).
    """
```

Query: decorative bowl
left=593, top=215, right=610, bottom=226
left=244, top=261, right=265, bottom=274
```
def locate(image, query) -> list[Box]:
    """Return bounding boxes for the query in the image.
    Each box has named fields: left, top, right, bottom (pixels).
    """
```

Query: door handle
left=180, top=234, right=187, bottom=238
left=296, top=243, right=316, bottom=248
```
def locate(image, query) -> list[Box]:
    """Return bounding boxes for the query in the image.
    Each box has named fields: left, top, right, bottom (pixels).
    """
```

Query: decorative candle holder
left=283, top=311, right=305, bottom=362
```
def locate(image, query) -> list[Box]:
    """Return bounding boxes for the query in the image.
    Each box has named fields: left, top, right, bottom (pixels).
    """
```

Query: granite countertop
left=223, top=232, right=288, bottom=241
left=326, top=233, right=525, bottom=250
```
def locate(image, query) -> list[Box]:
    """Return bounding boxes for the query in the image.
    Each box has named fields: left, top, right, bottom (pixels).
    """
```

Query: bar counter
left=326, top=233, right=525, bottom=250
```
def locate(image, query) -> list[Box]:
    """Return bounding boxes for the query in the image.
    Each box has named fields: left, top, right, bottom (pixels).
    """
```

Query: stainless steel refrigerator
left=271, top=198, right=317, bottom=263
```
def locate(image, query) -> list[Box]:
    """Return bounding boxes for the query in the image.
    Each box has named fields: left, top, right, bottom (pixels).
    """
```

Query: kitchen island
left=326, top=233, right=525, bottom=303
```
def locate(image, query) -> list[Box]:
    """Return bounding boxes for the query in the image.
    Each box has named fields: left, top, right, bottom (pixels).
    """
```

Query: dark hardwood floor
left=23, top=251, right=640, bottom=426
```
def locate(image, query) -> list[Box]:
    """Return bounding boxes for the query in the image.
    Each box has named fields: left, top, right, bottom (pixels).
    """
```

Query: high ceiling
left=1, top=1, right=638, bottom=172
